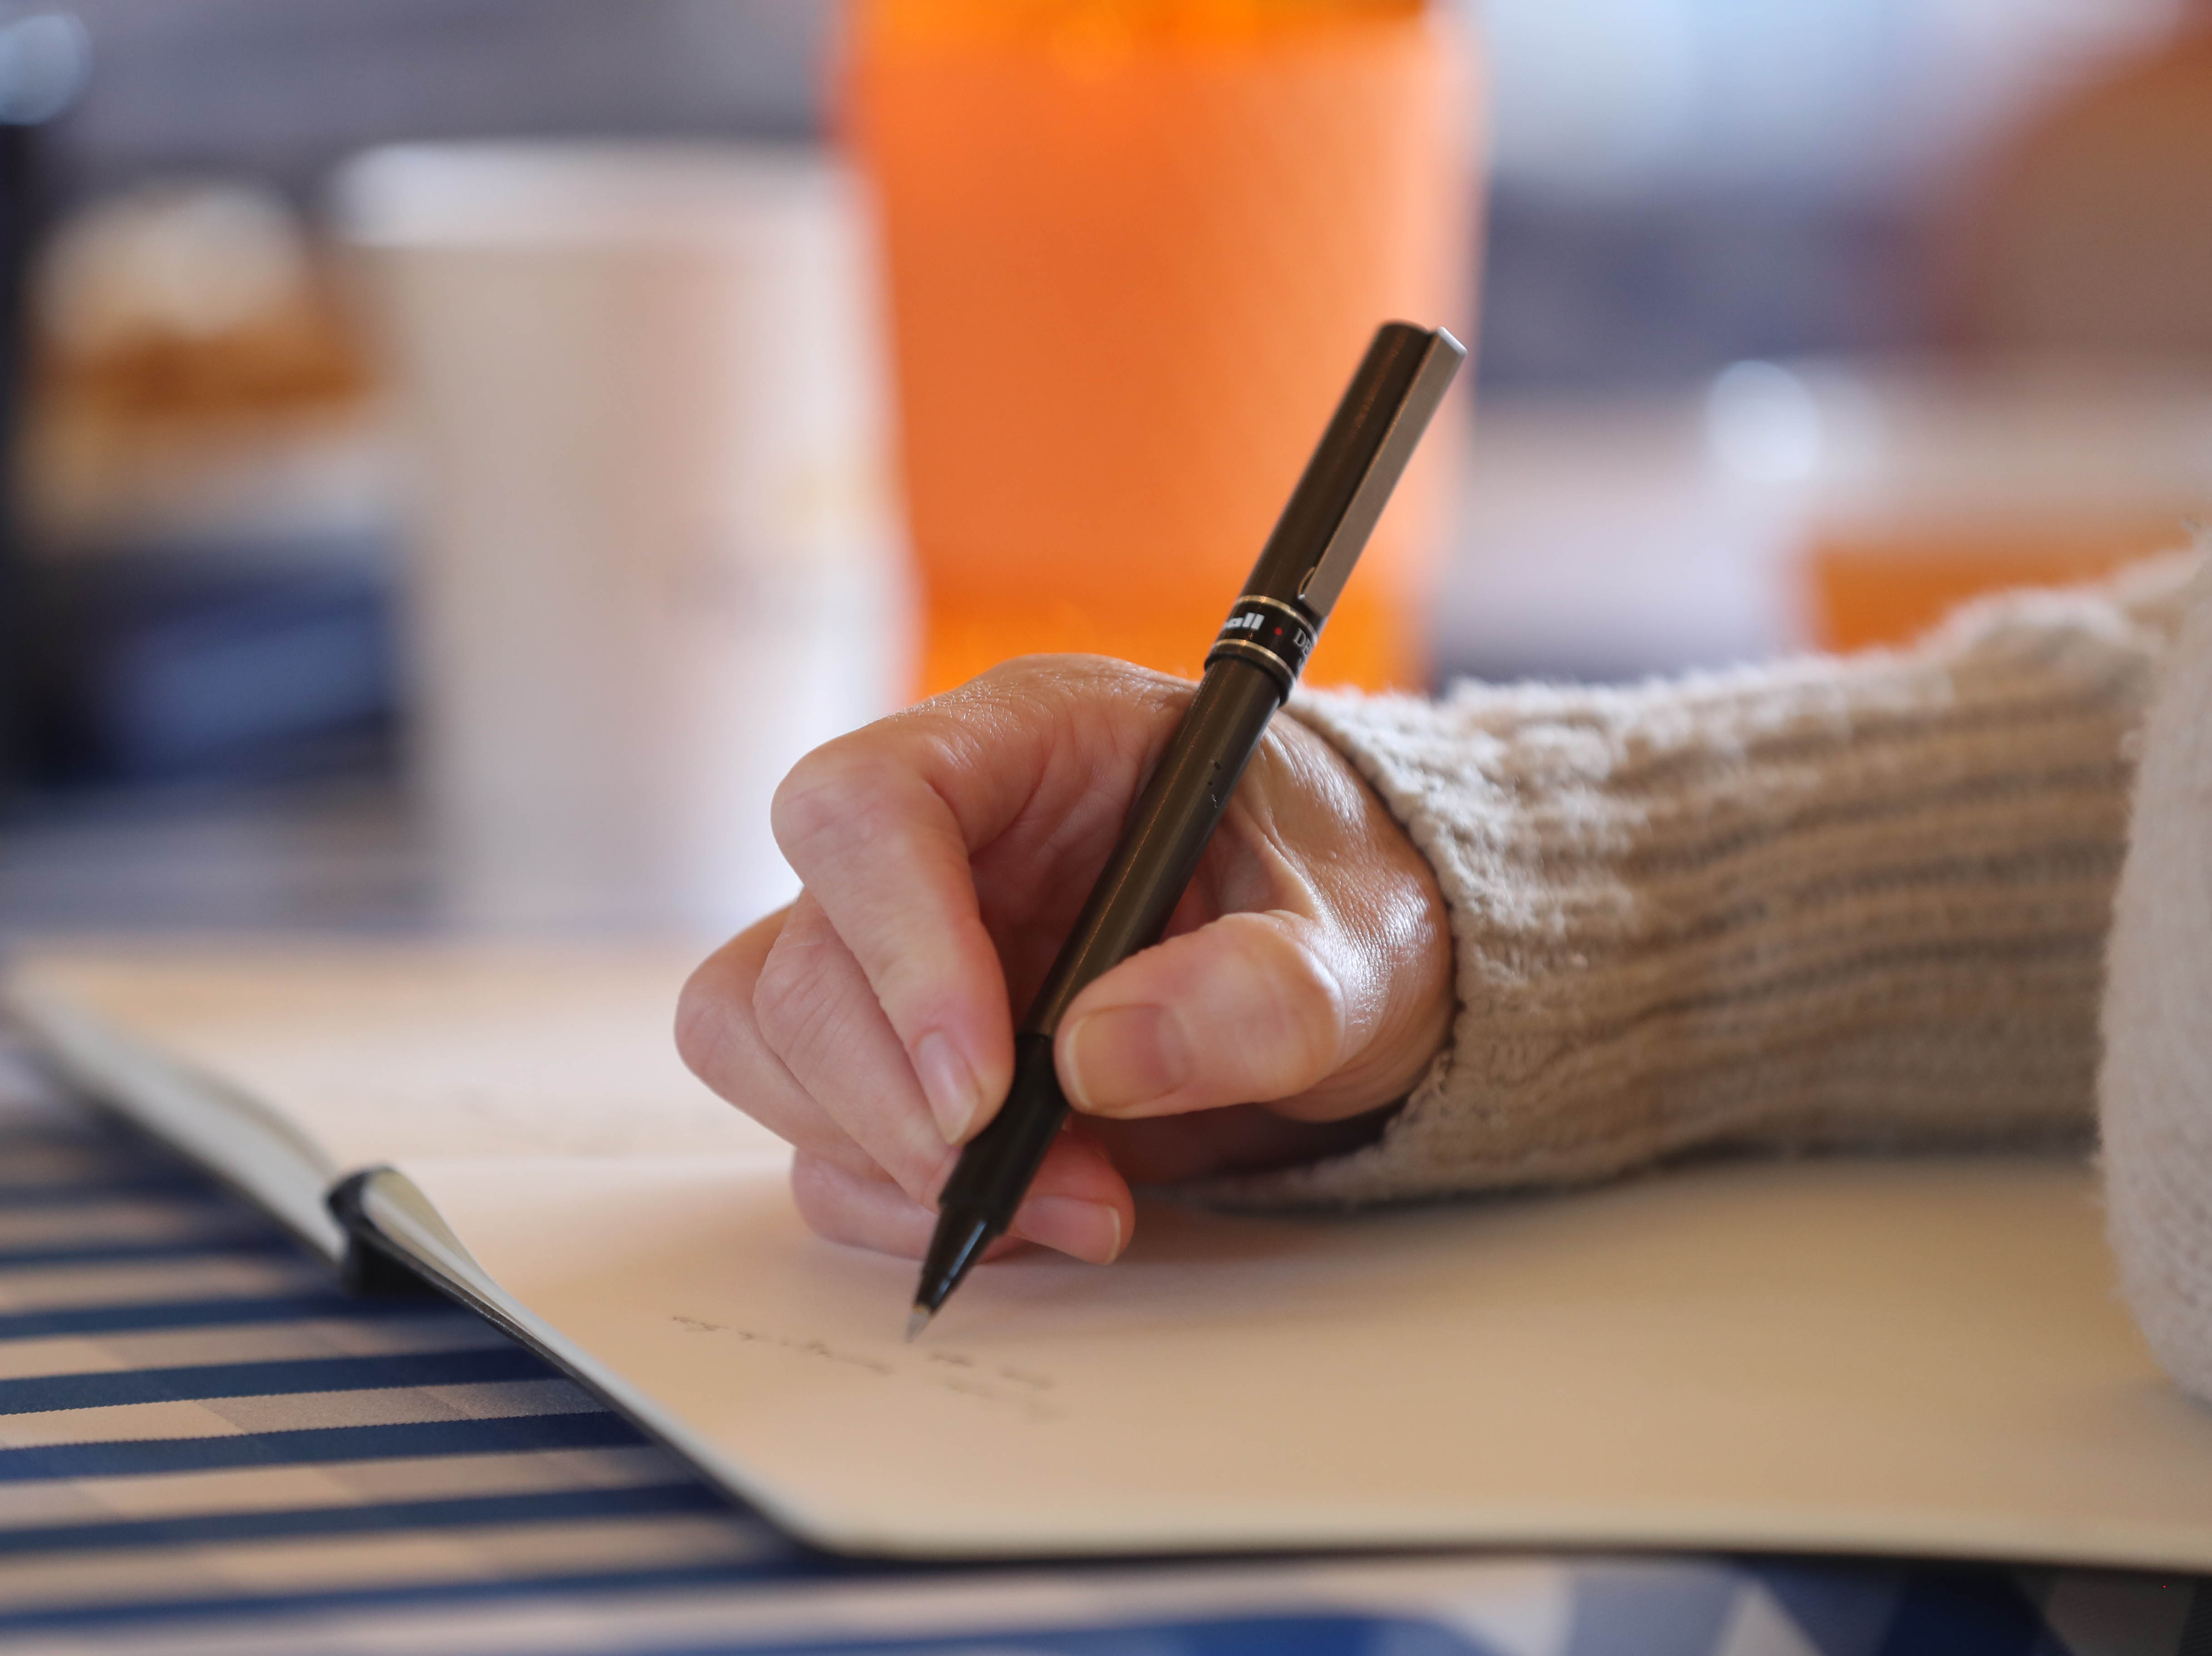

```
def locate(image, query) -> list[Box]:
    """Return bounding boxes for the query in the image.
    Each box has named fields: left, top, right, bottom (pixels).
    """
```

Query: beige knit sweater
left=1221, top=550, right=2211, bottom=1396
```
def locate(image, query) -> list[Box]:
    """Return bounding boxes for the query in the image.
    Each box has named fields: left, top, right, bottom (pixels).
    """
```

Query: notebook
left=15, top=936, right=2212, bottom=1567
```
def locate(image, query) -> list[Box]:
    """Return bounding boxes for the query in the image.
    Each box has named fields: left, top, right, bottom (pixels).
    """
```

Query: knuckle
left=770, top=739, right=947, bottom=888
left=769, top=744, right=866, bottom=864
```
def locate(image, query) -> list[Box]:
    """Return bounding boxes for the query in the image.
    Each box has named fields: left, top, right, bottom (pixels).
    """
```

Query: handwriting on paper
left=669, top=1315, right=1063, bottom=1421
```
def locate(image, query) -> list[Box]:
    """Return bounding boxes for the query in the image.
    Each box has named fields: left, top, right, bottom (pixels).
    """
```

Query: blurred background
left=0, top=0, right=2206, bottom=934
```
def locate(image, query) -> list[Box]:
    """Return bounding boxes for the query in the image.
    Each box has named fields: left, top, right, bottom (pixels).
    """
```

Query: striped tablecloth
left=1, top=1037, right=2205, bottom=1656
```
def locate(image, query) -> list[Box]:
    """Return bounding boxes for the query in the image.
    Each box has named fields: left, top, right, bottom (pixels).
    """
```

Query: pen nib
left=904, top=1306, right=933, bottom=1344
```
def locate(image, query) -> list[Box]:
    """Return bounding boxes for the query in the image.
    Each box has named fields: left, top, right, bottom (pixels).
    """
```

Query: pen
left=908, top=320, right=1466, bottom=1337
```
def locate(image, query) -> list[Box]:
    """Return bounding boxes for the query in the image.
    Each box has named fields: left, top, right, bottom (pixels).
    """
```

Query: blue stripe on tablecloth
left=0, top=1291, right=460, bottom=1340
left=0, top=1482, right=730, bottom=1555
left=0, top=1410, right=647, bottom=1481
left=1874, top=1565, right=2050, bottom=1656
left=0, top=1234, right=298, bottom=1268
left=0, top=1346, right=556, bottom=1411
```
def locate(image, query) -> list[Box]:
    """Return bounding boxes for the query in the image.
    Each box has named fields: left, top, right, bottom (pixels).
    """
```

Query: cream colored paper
left=385, top=1149, right=2212, bottom=1566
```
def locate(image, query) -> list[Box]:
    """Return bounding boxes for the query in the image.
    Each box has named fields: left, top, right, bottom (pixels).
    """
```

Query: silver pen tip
left=904, top=1306, right=933, bottom=1344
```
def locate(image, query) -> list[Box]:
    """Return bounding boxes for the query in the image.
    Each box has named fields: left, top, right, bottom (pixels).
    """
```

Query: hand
left=676, top=655, right=1453, bottom=1265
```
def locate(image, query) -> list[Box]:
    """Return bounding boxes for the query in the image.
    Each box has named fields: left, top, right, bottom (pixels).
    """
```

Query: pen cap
left=1241, top=323, right=1464, bottom=625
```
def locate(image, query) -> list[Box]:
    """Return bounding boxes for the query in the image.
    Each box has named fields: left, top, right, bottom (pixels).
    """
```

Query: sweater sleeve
left=1198, top=551, right=2197, bottom=1211
left=2100, top=552, right=2212, bottom=1402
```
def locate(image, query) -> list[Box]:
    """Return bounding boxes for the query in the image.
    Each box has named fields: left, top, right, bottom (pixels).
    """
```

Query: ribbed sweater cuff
left=1203, top=562, right=2185, bottom=1208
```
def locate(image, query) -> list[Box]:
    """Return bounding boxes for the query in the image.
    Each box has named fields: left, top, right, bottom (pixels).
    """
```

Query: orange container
left=843, top=0, right=1476, bottom=695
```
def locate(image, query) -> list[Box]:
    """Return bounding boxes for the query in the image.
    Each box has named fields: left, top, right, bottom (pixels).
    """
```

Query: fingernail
left=1061, top=1004, right=1190, bottom=1114
left=1016, top=1196, right=1125, bottom=1263
left=913, top=1030, right=981, bottom=1143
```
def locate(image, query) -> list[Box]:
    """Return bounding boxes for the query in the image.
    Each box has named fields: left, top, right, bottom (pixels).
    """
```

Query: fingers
left=678, top=891, right=1134, bottom=1264
left=789, top=1155, right=1016, bottom=1261
left=768, top=695, right=1038, bottom=1145
left=790, top=1143, right=1132, bottom=1264
left=749, top=891, right=968, bottom=1201
left=1056, top=907, right=1409, bottom=1124
left=675, top=910, right=886, bottom=1178
left=769, top=663, right=1187, bottom=1148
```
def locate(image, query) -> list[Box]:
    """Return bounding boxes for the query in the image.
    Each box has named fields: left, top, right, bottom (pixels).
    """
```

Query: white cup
left=334, top=143, right=910, bottom=933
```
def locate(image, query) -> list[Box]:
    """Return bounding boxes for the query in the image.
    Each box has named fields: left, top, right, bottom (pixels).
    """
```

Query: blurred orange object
left=844, top=0, right=1475, bottom=695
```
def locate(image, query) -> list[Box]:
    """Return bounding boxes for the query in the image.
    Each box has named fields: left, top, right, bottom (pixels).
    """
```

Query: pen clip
left=1295, top=328, right=1466, bottom=620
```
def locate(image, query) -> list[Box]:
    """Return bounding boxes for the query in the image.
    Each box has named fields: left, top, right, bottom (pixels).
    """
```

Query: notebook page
left=391, top=1148, right=2212, bottom=1565
left=10, top=938, right=780, bottom=1174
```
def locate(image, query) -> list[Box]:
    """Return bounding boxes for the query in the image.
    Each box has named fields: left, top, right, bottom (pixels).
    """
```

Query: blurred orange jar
left=844, top=0, right=1477, bottom=695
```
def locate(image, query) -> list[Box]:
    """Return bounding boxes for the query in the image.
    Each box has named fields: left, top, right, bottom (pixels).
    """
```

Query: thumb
left=1055, top=909, right=1385, bottom=1124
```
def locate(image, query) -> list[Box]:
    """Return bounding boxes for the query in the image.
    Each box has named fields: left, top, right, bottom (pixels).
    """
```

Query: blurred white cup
left=333, top=143, right=910, bottom=933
